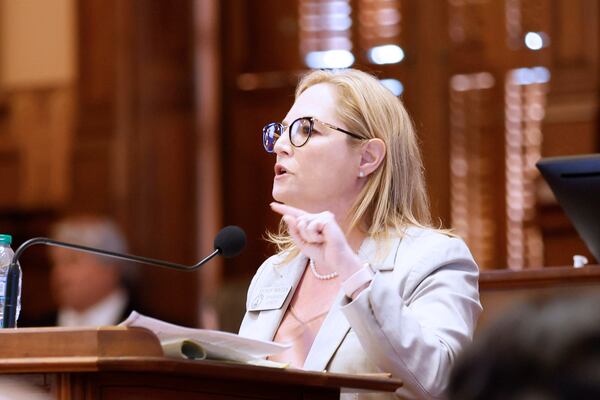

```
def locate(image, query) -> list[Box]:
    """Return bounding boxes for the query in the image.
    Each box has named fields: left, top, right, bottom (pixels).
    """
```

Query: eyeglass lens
left=262, top=118, right=313, bottom=153
left=263, top=123, right=280, bottom=153
left=290, top=118, right=311, bottom=147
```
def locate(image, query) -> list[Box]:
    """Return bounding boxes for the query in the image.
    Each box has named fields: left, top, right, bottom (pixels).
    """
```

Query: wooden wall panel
left=69, top=0, right=200, bottom=326
left=0, top=146, right=20, bottom=209
left=538, top=0, right=600, bottom=265
left=76, top=0, right=117, bottom=138
left=69, top=139, right=112, bottom=213
left=411, top=1, right=451, bottom=223
left=112, top=0, right=198, bottom=326
left=0, top=86, right=74, bottom=211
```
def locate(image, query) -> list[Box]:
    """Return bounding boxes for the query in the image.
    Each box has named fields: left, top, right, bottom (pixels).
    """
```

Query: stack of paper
left=120, top=311, right=290, bottom=367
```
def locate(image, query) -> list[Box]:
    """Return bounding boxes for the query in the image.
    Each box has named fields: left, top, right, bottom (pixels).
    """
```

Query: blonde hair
left=268, top=69, right=434, bottom=257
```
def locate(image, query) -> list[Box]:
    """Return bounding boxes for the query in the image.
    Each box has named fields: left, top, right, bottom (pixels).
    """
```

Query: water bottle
left=0, top=234, right=21, bottom=327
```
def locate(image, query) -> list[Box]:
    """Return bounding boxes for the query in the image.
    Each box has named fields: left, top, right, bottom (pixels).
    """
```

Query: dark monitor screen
left=537, top=154, right=600, bottom=263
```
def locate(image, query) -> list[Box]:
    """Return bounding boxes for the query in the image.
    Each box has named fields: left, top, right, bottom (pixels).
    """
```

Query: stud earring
left=359, top=171, right=365, bottom=178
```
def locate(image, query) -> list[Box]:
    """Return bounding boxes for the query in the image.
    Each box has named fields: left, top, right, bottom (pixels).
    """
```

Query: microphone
left=214, top=225, right=246, bottom=258
left=2, top=225, right=246, bottom=328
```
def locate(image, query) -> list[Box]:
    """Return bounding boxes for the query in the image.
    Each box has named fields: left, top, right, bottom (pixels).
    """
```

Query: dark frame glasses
left=262, top=116, right=366, bottom=153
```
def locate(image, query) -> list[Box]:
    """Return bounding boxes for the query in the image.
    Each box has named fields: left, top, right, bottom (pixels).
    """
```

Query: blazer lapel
left=302, top=289, right=350, bottom=371
left=302, top=235, right=402, bottom=371
left=250, top=254, right=308, bottom=342
left=374, top=236, right=401, bottom=271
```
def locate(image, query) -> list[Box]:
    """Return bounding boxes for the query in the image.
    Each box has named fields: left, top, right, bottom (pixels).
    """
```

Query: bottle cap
left=573, top=255, right=589, bottom=268
left=0, top=234, right=12, bottom=245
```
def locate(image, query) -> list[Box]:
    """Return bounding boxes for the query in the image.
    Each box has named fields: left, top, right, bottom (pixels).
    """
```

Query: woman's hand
left=270, top=202, right=362, bottom=280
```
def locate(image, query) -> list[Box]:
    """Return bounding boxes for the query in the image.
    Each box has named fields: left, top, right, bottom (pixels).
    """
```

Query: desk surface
left=0, top=356, right=402, bottom=393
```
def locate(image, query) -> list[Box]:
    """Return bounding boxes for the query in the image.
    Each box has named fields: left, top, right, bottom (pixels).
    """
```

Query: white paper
left=120, top=311, right=290, bottom=362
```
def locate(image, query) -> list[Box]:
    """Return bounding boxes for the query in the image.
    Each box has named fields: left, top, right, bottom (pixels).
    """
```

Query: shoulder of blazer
left=394, top=227, right=477, bottom=293
left=376, top=227, right=459, bottom=269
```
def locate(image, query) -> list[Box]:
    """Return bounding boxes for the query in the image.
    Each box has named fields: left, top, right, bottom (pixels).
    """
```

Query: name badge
left=248, top=285, right=292, bottom=311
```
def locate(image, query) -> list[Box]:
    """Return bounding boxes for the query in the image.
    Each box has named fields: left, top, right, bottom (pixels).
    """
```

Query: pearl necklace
left=309, top=259, right=338, bottom=280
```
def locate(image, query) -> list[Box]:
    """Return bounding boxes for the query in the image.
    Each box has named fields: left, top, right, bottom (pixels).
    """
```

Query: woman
left=239, top=69, right=481, bottom=400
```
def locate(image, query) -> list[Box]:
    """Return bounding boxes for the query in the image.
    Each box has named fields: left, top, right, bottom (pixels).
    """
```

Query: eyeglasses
left=262, top=116, right=366, bottom=153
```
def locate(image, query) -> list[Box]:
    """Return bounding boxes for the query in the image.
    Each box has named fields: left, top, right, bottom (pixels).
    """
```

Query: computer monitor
left=537, top=154, right=600, bottom=263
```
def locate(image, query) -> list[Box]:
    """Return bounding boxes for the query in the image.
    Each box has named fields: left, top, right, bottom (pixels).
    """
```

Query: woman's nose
left=273, top=128, right=292, bottom=155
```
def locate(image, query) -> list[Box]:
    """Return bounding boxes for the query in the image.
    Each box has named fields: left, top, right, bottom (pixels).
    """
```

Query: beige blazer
left=239, top=227, right=482, bottom=400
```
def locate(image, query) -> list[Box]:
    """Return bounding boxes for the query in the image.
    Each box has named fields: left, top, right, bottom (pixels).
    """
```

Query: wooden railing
left=478, top=265, right=600, bottom=330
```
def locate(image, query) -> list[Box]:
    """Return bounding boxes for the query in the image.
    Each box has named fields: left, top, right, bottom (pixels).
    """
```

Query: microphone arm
left=13, top=237, right=221, bottom=271
left=2, top=237, right=221, bottom=328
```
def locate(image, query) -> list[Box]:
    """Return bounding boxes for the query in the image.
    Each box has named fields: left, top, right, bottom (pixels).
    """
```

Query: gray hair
left=51, top=216, right=128, bottom=254
left=50, top=216, right=136, bottom=283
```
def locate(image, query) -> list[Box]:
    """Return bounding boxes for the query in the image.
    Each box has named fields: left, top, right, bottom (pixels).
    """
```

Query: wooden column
left=74, top=0, right=200, bottom=325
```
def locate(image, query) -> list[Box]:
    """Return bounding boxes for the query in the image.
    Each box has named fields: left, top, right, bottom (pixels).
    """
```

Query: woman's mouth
left=275, top=164, right=288, bottom=176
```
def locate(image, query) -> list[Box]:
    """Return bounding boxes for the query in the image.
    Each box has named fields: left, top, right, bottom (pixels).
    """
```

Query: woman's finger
left=282, top=215, right=296, bottom=229
left=284, top=216, right=309, bottom=249
left=270, top=202, right=306, bottom=218
left=295, top=217, right=316, bottom=244
left=283, top=215, right=302, bottom=241
left=295, top=216, right=309, bottom=232
left=304, top=218, right=325, bottom=242
left=296, top=214, right=326, bottom=243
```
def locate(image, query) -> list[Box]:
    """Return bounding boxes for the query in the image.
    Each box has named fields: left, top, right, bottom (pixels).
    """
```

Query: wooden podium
left=0, top=327, right=402, bottom=399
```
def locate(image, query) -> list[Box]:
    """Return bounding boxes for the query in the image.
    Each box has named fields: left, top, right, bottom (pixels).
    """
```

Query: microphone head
left=214, top=225, right=246, bottom=258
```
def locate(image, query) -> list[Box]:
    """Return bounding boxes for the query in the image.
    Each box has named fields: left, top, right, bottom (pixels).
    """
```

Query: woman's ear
left=359, top=138, right=386, bottom=177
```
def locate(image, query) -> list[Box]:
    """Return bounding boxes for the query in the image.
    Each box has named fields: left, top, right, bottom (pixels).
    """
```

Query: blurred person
left=239, top=69, right=482, bottom=399
left=47, top=215, right=138, bottom=327
left=448, top=293, right=600, bottom=400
